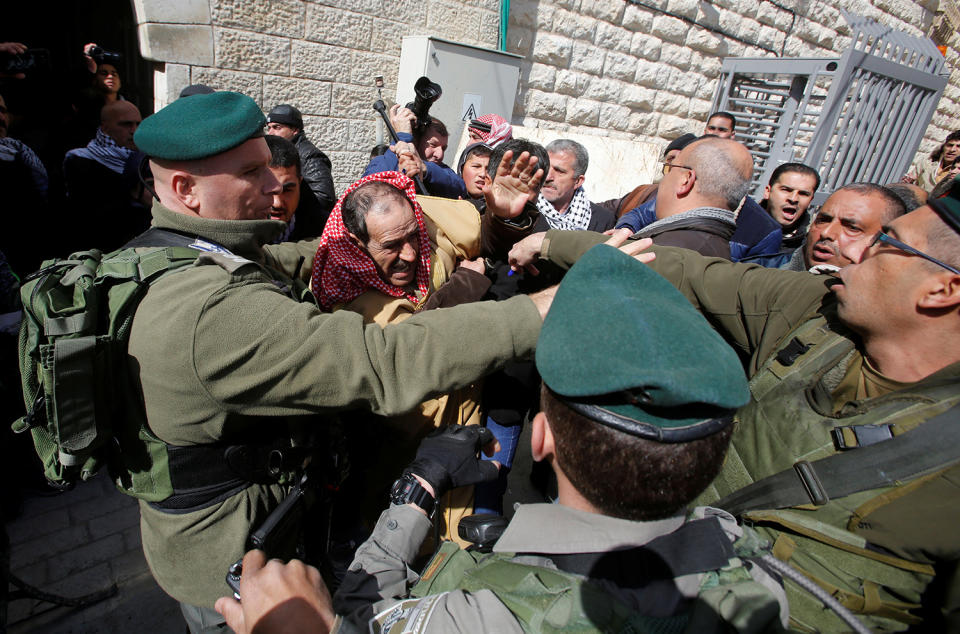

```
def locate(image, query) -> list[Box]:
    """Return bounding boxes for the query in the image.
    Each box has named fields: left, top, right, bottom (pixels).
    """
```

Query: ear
left=346, top=232, right=366, bottom=251
left=530, top=412, right=556, bottom=463
left=574, top=173, right=585, bottom=190
left=763, top=184, right=772, bottom=201
left=170, top=172, right=200, bottom=211
left=676, top=168, right=696, bottom=196
left=917, top=273, right=960, bottom=310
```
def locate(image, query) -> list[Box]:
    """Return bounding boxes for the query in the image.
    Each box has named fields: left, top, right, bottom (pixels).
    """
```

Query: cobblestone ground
left=5, top=473, right=183, bottom=633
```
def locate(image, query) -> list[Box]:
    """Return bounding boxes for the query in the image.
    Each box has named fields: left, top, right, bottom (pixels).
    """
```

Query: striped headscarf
left=469, top=114, right=513, bottom=147
left=311, top=171, right=431, bottom=312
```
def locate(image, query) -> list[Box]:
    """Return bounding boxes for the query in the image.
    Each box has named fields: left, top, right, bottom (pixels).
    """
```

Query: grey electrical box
left=397, top=36, right=522, bottom=147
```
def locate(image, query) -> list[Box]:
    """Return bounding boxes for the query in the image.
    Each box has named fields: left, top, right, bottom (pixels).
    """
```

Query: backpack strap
left=715, top=402, right=960, bottom=516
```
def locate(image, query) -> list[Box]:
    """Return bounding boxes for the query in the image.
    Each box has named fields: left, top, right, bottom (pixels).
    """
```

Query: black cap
left=664, top=133, right=698, bottom=156
left=266, top=104, right=303, bottom=130
left=179, top=84, right=215, bottom=98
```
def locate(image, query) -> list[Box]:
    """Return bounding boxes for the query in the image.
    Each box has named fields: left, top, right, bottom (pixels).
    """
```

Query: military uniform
left=540, top=230, right=960, bottom=631
left=122, top=92, right=543, bottom=619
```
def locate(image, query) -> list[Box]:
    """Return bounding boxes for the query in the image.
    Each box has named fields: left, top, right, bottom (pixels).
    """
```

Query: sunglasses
left=870, top=232, right=960, bottom=274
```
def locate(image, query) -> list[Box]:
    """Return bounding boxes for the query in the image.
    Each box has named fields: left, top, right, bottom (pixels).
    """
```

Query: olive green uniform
left=541, top=230, right=960, bottom=631
left=127, top=203, right=542, bottom=609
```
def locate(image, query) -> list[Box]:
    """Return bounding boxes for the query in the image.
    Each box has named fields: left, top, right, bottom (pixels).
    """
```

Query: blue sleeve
left=615, top=197, right=657, bottom=232
left=422, top=162, right=467, bottom=199
left=362, top=131, right=413, bottom=177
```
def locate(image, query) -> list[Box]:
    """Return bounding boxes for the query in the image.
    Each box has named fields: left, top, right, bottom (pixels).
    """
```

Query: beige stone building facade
left=132, top=0, right=960, bottom=193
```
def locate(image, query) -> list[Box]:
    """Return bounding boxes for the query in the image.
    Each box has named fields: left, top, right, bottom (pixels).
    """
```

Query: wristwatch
left=390, top=473, right=436, bottom=516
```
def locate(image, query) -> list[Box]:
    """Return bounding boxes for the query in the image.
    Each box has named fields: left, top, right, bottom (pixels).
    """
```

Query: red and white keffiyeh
left=470, top=114, right=513, bottom=147
left=311, top=172, right=431, bottom=312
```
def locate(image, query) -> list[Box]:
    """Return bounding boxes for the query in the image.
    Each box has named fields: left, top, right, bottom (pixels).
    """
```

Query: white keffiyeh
left=536, top=186, right=593, bottom=231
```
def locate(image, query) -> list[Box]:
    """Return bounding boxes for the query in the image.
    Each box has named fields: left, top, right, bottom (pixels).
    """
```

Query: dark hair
left=925, top=210, right=960, bottom=271
left=834, top=182, right=907, bottom=224
left=265, top=135, right=301, bottom=178
left=486, top=138, right=550, bottom=189
left=370, top=143, right=390, bottom=159
left=341, top=181, right=410, bottom=243
left=883, top=183, right=927, bottom=212
left=769, top=162, right=820, bottom=191
left=708, top=111, right=737, bottom=129
left=457, top=142, right=492, bottom=176
left=415, top=117, right=449, bottom=143
left=545, top=139, right=589, bottom=177
left=929, top=130, right=960, bottom=163
left=541, top=386, right=733, bottom=521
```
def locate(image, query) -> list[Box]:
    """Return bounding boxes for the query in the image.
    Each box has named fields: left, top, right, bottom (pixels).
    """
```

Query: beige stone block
left=598, top=103, right=631, bottom=131
left=595, top=22, right=632, bottom=54
left=630, top=33, right=661, bottom=61
left=584, top=76, right=622, bottom=101
left=623, top=4, right=654, bottom=31
left=553, top=8, right=595, bottom=40
left=566, top=98, right=601, bottom=126
left=654, top=90, right=689, bottom=116
left=580, top=0, right=624, bottom=23
left=526, top=90, right=568, bottom=122
left=427, top=1, right=485, bottom=45
left=333, top=84, right=382, bottom=119
left=622, top=84, right=655, bottom=111
left=191, top=67, right=262, bottom=102
left=211, top=0, right=304, bottom=37
left=686, top=27, right=727, bottom=56
left=305, top=5, right=373, bottom=49
left=506, top=25, right=534, bottom=56
left=603, top=51, right=636, bottom=81
left=634, top=60, right=669, bottom=88
left=347, top=119, right=379, bottom=152
left=533, top=33, right=573, bottom=66
left=737, top=18, right=761, bottom=44
left=657, top=113, right=692, bottom=137
left=133, top=0, right=209, bottom=24
left=303, top=115, right=349, bottom=152
left=526, top=63, right=557, bottom=91
left=349, top=51, right=399, bottom=89
left=551, top=0, right=580, bottom=10
left=479, top=10, right=501, bottom=47
left=263, top=76, right=332, bottom=115
left=795, top=17, right=834, bottom=49
left=689, top=52, right=721, bottom=79
left=570, top=41, right=604, bottom=75
left=651, top=15, right=688, bottom=45
left=371, top=19, right=428, bottom=57
left=328, top=150, right=368, bottom=189
left=158, top=64, right=190, bottom=105
left=309, top=0, right=383, bottom=14
left=687, top=97, right=712, bottom=119
left=510, top=0, right=540, bottom=29
left=660, top=42, right=692, bottom=69
left=672, top=69, right=701, bottom=97
left=757, top=25, right=785, bottom=52
left=756, top=2, right=790, bottom=30
left=667, top=0, right=699, bottom=20
left=139, top=23, right=213, bottom=65
left=555, top=69, right=589, bottom=96
left=462, top=0, right=501, bottom=11
left=291, top=41, right=351, bottom=82
left=215, top=28, right=289, bottom=74
left=629, top=111, right=661, bottom=137
left=392, top=2, right=427, bottom=25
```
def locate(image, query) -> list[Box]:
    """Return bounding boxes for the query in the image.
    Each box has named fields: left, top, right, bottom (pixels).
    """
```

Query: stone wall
left=132, top=0, right=959, bottom=193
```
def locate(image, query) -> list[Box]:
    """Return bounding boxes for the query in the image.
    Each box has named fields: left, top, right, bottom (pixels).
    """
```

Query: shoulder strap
left=716, top=402, right=960, bottom=516
left=122, top=227, right=201, bottom=249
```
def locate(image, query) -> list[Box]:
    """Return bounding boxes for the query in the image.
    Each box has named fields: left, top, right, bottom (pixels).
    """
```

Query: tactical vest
left=697, top=316, right=960, bottom=632
left=386, top=516, right=784, bottom=633
left=14, top=229, right=317, bottom=511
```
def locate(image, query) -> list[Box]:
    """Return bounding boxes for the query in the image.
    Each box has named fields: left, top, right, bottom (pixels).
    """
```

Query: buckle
left=831, top=424, right=894, bottom=450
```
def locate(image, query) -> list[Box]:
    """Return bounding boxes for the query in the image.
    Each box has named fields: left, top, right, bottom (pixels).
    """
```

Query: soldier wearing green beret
left=215, top=245, right=790, bottom=633
left=511, top=179, right=960, bottom=632
left=123, top=91, right=553, bottom=632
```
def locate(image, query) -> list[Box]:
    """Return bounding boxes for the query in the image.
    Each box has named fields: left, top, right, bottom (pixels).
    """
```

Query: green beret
left=134, top=91, right=266, bottom=160
left=929, top=177, right=960, bottom=234
left=536, top=244, right=750, bottom=442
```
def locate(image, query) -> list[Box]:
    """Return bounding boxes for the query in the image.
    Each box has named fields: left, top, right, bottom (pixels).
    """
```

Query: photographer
left=363, top=104, right=466, bottom=200
left=70, top=42, right=128, bottom=148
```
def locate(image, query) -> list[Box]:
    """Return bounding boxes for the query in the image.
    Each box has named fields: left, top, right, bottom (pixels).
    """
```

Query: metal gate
left=710, top=12, right=950, bottom=203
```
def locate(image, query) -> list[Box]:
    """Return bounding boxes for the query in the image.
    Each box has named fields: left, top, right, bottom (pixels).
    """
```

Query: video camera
left=0, top=48, right=51, bottom=75
left=88, top=46, right=122, bottom=67
left=405, top=76, right=442, bottom=135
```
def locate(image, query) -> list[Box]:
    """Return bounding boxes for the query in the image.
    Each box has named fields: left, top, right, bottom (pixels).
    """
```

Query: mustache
left=813, top=239, right=838, bottom=255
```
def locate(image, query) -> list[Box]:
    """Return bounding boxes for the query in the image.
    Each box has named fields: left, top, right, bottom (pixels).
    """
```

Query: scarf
left=633, top=207, right=736, bottom=239
left=470, top=114, right=512, bottom=147
left=64, top=128, right=133, bottom=174
left=311, top=171, right=431, bottom=312
left=537, top=186, right=594, bottom=231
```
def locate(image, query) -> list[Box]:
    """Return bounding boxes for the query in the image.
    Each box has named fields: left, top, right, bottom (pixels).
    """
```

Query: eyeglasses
left=661, top=161, right=694, bottom=172
left=870, top=231, right=960, bottom=274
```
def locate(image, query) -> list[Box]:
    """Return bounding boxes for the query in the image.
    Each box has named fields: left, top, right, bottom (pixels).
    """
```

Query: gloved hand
left=405, top=426, right=499, bottom=499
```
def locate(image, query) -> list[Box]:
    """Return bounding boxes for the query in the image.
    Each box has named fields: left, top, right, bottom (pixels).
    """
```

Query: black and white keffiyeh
left=536, top=186, right=593, bottom=231
left=64, top=128, right=134, bottom=174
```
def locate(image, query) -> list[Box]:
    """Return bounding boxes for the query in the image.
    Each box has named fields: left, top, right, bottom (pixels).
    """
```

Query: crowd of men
left=2, top=38, right=960, bottom=634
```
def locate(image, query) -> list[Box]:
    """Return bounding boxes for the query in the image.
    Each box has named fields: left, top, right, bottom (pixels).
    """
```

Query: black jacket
left=293, top=133, right=336, bottom=218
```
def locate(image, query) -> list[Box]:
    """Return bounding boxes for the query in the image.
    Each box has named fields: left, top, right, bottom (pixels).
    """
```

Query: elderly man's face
left=804, top=189, right=888, bottom=269
left=191, top=137, right=281, bottom=221
left=265, top=122, right=299, bottom=141
left=268, top=164, right=301, bottom=224
left=764, top=171, right=818, bottom=229
left=356, top=199, right=420, bottom=288
left=542, top=150, right=584, bottom=210
left=415, top=129, right=447, bottom=164
left=705, top=115, right=734, bottom=139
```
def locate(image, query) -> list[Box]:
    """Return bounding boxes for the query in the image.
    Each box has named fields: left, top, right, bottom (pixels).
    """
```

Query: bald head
left=659, top=137, right=754, bottom=217
left=100, top=100, right=141, bottom=149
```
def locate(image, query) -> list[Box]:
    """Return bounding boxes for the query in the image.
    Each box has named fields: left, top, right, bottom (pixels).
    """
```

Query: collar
left=150, top=201, right=287, bottom=263
left=493, top=504, right=686, bottom=555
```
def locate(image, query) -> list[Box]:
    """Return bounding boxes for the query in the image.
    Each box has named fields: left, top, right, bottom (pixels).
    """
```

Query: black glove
left=404, top=426, right=499, bottom=499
